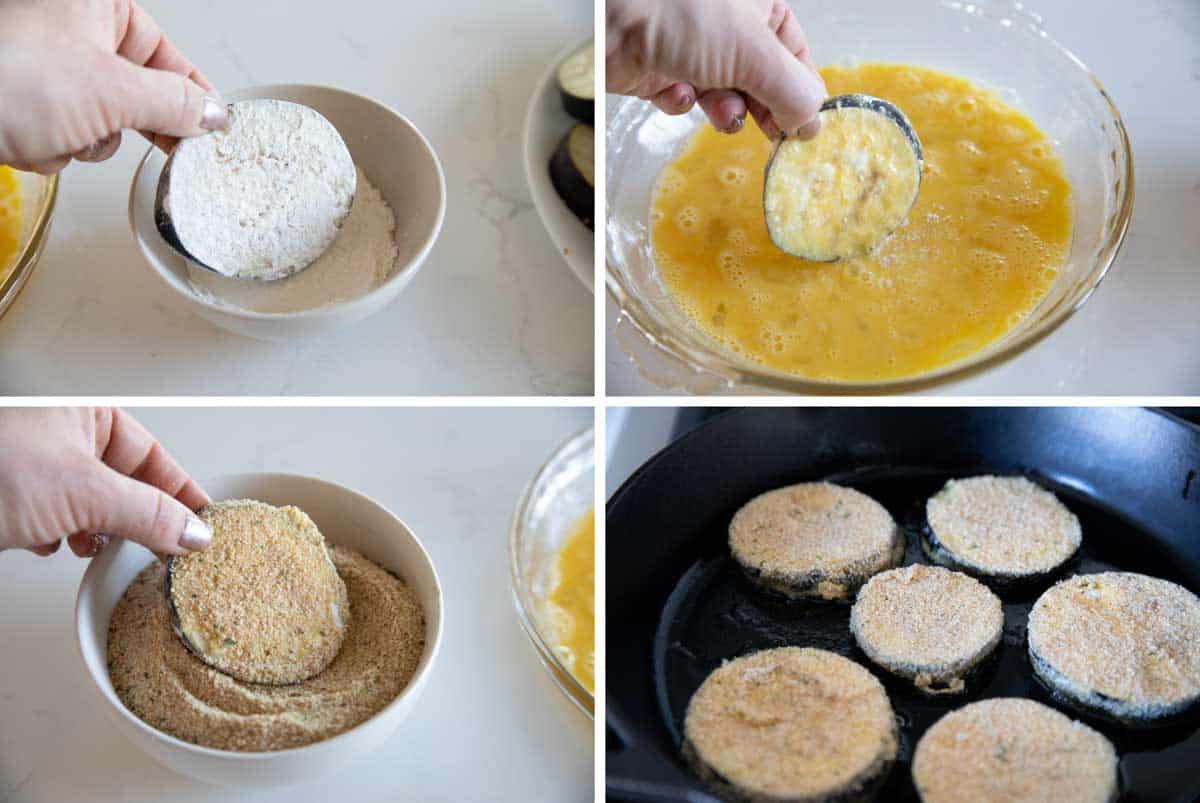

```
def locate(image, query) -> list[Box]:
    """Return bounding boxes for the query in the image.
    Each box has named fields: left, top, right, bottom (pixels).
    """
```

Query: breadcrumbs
left=683, top=647, right=897, bottom=801
left=729, top=482, right=903, bottom=600
left=926, top=476, right=1080, bottom=577
left=851, top=564, right=1002, bottom=693
left=1028, top=571, right=1200, bottom=720
left=109, top=545, right=425, bottom=752
left=912, top=698, right=1117, bottom=803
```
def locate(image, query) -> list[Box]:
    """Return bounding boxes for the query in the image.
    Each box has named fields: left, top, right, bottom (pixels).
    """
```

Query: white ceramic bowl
left=129, top=85, right=446, bottom=341
left=523, top=40, right=594, bottom=293
left=75, top=473, right=443, bottom=787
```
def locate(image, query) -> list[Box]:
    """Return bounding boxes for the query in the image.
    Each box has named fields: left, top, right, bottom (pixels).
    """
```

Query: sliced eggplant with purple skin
left=763, top=93, right=923, bottom=262
left=549, top=123, right=594, bottom=230
left=557, top=41, right=595, bottom=125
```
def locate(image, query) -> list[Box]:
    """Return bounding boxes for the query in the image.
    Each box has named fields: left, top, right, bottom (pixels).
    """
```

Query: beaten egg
left=651, top=63, right=1072, bottom=382
left=0, top=166, right=22, bottom=285
left=549, top=508, right=594, bottom=694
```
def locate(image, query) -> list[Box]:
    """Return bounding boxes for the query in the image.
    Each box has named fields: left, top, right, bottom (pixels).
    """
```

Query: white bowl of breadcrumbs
left=75, top=473, right=443, bottom=788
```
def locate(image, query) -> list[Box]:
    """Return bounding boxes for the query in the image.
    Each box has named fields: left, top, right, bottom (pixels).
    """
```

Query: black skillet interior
left=607, top=407, right=1200, bottom=803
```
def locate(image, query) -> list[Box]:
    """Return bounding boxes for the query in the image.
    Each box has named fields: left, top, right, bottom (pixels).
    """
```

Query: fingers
left=115, top=0, right=216, bottom=92
left=67, top=532, right=110, bottom=558
left=112, top=1, right=217, bottom=152
left=73, top=132, right=123, bottom=163
left=736, top=3, right=826, bottom=138
left=745, top=95, right=781, bottom=141
left=697, top=89, right=747, bottom=134
left=792, top=116, right=822, bottom=141
left=9, top=134, right=122, bottom=175
left=767, top=4, right=823, bottom=140
left=116, top=2, right=196, bottom=76
left=147, top=132, right=178, bottom=156
left=29, top=534, right=109, bottom=559
left=89, top=468, right=211, bottom=556
left=740, top=38, right=825, bottom=137
left=769, top=0, right=820, bottom=74
left=8, top=156, right=71, bottom=175
left=650, top=82, right=697, bottom=115
left=109, top=58, right=227, bottom=141
left=27, top=541, right=61, bottom=557
left=99, top=409, right=211, bottom=511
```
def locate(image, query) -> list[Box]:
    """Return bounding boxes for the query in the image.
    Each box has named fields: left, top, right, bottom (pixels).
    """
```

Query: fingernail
left=88, top=533, right=110, bottom=558
left=46, top=539, right=62, bottom=555
left=179, top=516, right=212, bottom=551
left=81, top=134, right=116, bottom=161
left=793, top=117, right=822, bottom=140
left=724, top=114, right=746, bottom=134
left=200, top=97, right=229, bottom=131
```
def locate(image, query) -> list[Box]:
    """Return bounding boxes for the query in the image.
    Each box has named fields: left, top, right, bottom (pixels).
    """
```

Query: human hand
left=0, top=0, right=227, bottom=175
left=607, top=0, right=827, bottom=140
left=0, top=408, right=212, bottom=558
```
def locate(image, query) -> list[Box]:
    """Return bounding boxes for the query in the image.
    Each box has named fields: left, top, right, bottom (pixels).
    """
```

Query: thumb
left=108, top=59, right=228, bottom=140
left=739, top=40, right=826, bottom=137
left=88, top=468, right=212, bottom=556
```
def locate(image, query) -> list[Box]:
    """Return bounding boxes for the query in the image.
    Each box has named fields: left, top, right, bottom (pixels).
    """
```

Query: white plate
left=522, top=41, right=594, bottom=293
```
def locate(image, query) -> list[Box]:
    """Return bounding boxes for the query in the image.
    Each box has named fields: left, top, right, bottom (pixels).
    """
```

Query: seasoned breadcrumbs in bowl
left=107, top=543, right=425, bottom=752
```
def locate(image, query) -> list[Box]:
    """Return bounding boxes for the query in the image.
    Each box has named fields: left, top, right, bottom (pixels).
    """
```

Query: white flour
left=187, top=168, right=398, bottom=313
left=168, top=99, right=356, bottom=280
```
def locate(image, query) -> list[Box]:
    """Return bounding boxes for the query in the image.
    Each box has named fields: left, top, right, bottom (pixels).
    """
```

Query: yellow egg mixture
left=651, top=64, right=1072, bottom=382
left=765, top=104, right=920, bottom=261
left=0, top=167, right=22, bottom=285
left=549, top=508, right=594, bottom=694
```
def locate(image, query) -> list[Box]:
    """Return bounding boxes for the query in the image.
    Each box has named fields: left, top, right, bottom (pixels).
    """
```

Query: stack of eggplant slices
left=683, top=477, right=1200, bottom=803
left=548, top=41, right=594, bottom=230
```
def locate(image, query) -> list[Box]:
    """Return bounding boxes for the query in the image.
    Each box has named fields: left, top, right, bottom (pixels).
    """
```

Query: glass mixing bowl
left=0, top=170, right=58, bottom=322
left=606, top=0, right=1134, bottom=394
left=508, top=427, right=595, bottom=717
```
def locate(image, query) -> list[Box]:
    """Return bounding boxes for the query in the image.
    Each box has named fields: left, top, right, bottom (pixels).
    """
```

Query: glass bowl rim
left=0, top=171, right=58, bottom=322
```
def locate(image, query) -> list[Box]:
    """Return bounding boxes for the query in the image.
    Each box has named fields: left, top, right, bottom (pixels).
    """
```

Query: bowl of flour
left=129, top=85, right=446, bottom=341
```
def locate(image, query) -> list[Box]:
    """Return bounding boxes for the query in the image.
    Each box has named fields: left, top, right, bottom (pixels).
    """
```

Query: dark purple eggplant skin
left=763, top=93, right=922, bottom=261
left=560, top=91, right=595, bottom=126
left=549, top=125, right=594, bottom=231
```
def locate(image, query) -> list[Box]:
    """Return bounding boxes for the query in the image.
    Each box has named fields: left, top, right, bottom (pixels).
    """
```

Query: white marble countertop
left=0, top=407, right=593, bottom=802
left=0, top=0, right=592, bottom=396
left=607, top=0, right=1200, bottom=396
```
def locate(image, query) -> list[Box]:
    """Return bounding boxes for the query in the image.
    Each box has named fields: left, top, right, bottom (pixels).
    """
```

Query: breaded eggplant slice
left=912, top=698, right=1118, bottom=803
left=729, top=482, right=903, bottom=601
left=166, top=499, right=349, bottom=685
left=683, top=647, right=898, bottom=803
left=1027, top=571, right=1200, bottom=725
left=924, top=476, right=1080, bottom=583
left=850, top=564, right=1002, bottom=694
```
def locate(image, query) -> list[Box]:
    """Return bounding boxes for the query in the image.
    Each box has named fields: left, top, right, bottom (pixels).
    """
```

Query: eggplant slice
left=549, top=124, right=594, bottom=230
left=557, top=41, right=594, bottom=125
left=764, top=93, right=922, bottom=262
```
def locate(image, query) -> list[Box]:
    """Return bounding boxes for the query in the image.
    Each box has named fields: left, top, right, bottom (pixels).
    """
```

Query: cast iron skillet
left=607, top=407, right=1200, bottom=803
